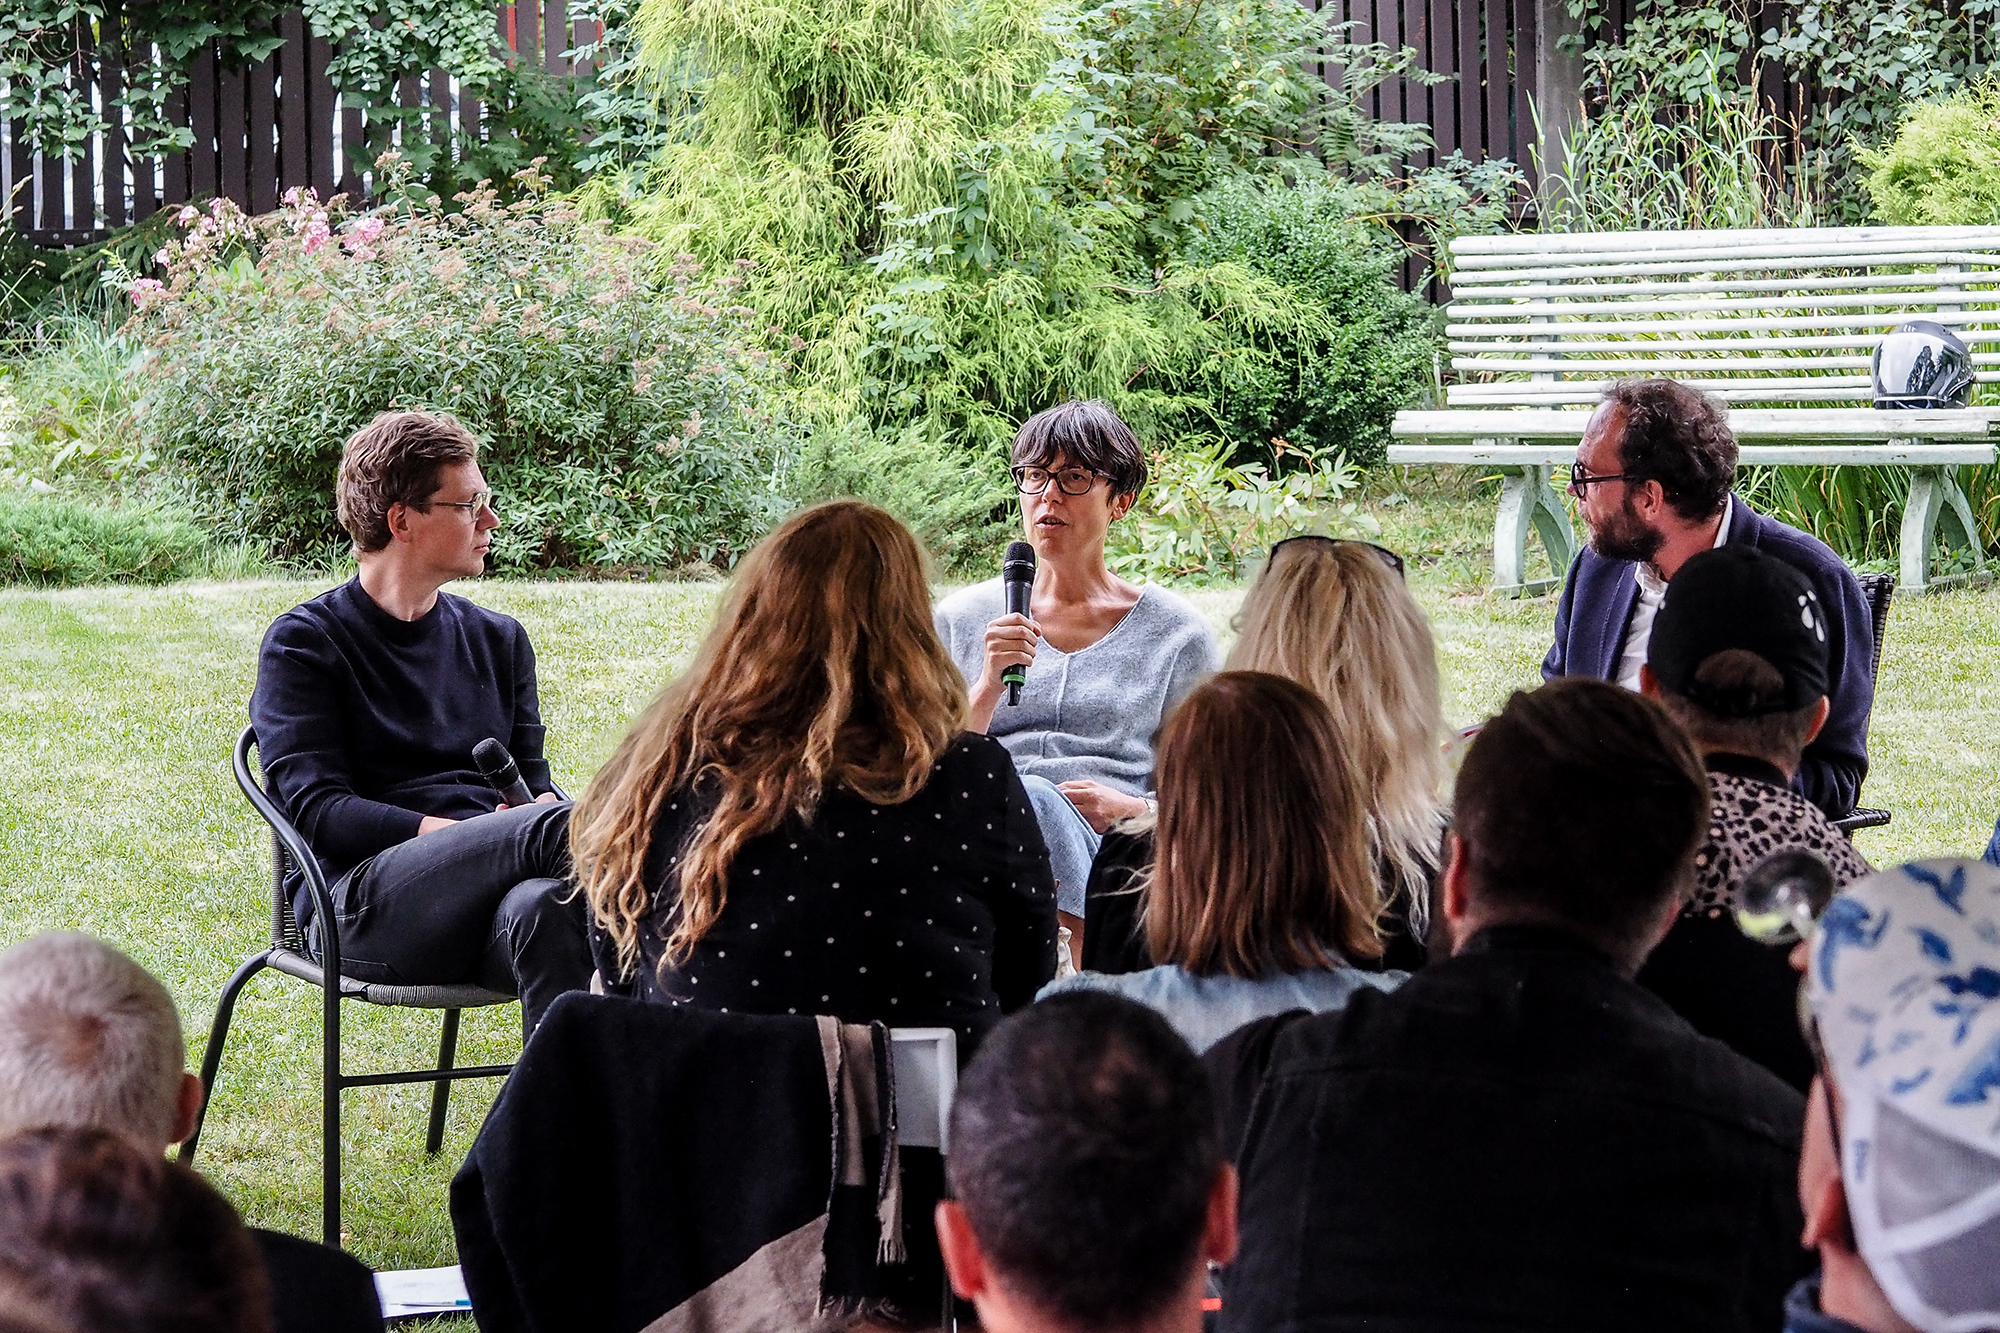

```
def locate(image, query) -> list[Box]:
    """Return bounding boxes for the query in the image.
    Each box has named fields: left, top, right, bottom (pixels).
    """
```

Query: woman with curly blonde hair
left=571, top=501, right=1058, bottom=1041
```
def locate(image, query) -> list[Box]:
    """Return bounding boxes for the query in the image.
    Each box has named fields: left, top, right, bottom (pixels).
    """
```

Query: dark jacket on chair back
left=1542, top=496, right=1874, bottom=818
left=1206, top=926, right=1809, bottom=1333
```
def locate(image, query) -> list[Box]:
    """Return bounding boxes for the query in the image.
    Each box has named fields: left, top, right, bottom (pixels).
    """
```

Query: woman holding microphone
left=934, top=401, right=1220, bottom=952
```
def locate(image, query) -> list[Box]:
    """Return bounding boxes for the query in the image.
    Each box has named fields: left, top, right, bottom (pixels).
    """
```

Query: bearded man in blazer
left=1542, top=378, right=1873, bottom=819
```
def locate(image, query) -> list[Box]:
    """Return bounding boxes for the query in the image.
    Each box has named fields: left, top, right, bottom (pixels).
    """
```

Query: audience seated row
left=0, top=932, right=381, bottom=1333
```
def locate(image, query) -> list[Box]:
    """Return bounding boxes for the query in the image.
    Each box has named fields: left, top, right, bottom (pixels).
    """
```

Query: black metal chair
left=1833, top=571, right=1896, bottom=835
left=179, top=726, right=521, bottom=1246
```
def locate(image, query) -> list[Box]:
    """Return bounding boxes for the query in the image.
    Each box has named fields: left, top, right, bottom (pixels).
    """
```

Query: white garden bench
left=1389, top=227, right=2000, bottom=594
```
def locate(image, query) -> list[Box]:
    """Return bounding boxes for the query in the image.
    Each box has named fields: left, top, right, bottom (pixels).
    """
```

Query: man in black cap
left=1636, top=544, right=1872, bottom=1091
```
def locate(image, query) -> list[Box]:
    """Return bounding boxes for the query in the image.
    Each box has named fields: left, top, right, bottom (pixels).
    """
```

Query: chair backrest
left=1857, top=571, right=1895, bottom=689
left=1443, top=226, right=2000, bottom=406
left=889, top=1027, right=958, bottom=1154
left=232, top=726, right=313, bottom=954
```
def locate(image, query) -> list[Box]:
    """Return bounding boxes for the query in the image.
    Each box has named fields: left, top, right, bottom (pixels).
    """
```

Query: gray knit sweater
left=933, top=580, right=1220, bottom=797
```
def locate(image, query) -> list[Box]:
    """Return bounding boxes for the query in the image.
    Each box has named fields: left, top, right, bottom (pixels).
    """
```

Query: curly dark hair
left=1603, top=379, right=1738, bottom=521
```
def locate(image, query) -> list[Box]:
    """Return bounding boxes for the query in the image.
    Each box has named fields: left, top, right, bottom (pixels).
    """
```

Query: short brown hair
left=1146, top=671, right=1382, bottom=976
left=1010, top=400, right=1147, bottom=498
left=1453, top=678, right=1709, bottom=973
left=334, top=410, right=481, bottom=553
left=1603, top=379, right=1738, bottom=521
left=0, top=1126, right=272, bottom=1333
left=1656, top=650, right=1822, bottom=769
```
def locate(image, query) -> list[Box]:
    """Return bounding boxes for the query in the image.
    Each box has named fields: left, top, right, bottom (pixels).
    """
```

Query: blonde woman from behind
left=572, top=500, right=1060, bottom=1046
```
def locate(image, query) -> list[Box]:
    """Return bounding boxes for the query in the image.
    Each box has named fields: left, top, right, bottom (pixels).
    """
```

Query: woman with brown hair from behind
left=571, top=501, right=1059, bottom=1044
left=1083, top=538, right=1448, bottom=974
left=1042, top=671, right=1403, bottom=1053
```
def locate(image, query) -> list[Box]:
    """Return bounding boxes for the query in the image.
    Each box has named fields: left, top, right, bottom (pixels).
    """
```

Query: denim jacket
left=1784, top=1274, right=1873, bottom=1333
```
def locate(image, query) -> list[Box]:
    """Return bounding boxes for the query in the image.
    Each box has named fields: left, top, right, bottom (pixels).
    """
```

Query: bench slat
left=1450, top=292, right=1998, bottom=318
left=1392, top=408, right=2000, bottom=441
left=1448, top=313, right=2000, bottom=337
left=1447, top=374, right=2000, bottom=406
left=1457, top=355, right=1893, bottom=373
left=1452, top=273, right=2000, bottom=300
left=1387, top=442, right=2000, bottom=465
left=1450, top=226, right=2000, bottom=256
left=1450, top=334, right=2000, bottom=354
left=1452, top=254, right=2000, bottom=284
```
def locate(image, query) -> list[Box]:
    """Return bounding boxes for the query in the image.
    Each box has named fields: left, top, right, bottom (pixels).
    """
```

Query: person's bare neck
left=1818, top=1244, right=1921, bottom=1333
left=356, top=553, right=451, bottom=622
left=1649, top=506, right=1727, bottom=583
left=1035, top=552, right=1131, bottom=607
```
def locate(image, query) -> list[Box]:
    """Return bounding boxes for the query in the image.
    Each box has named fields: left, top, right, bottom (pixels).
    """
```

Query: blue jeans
left=1019, top=775, right=1101, bottom=918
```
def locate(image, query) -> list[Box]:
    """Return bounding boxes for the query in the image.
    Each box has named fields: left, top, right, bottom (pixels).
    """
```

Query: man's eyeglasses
left=1267, top=534, right=1406, bottom=580
left=1011, top=465, right=1106, bottom=496
left=1566, top=465, right=1644, bottom=499
left=419, top=491, right=499, bottom=517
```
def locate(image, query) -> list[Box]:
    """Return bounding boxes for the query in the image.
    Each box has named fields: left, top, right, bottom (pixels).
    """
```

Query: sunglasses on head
left=1735, top=849, right=1845, bottom=1152
left=1267, top=535, right=1406, bottom=579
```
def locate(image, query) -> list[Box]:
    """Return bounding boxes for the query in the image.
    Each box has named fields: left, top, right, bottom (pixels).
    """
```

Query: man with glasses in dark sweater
left=249, top=411, right=589, bottom=1036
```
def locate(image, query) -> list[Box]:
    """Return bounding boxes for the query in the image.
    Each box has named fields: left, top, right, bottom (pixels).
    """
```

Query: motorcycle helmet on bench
left=1873, top=320, right=1975, bottom=409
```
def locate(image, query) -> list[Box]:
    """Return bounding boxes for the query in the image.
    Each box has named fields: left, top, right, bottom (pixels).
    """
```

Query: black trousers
left=326, top=803, right=590, bottom=1036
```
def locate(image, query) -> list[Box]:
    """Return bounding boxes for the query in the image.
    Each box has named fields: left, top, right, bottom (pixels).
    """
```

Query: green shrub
left=1861, top=78, right=2000, bottom=226
left=0, top=494, right=232, bottom=585
left=125, top=168, right=794, bottom=571
left=781, top=420, right=1015, bottom=577
left=600, top=0, right=1510, bottom=464
left=1108, top=440, right=1376, bottom=582
left=0, top=313, right=150, bottom=494
left=1176, top=179, right=1439, bottom=469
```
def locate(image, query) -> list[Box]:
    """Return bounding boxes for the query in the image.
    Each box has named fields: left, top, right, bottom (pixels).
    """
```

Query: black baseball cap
left=1648, top=546, right=1830, bottom=716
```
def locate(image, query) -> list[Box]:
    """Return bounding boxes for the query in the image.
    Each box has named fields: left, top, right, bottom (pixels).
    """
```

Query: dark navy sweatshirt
left=249, top=578, right=553, bottom=922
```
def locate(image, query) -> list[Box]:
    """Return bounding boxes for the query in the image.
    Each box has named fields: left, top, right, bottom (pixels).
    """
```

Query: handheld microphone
left=473, top=738, right=536, bottom=809
left=1001, top=540, right=1036, bottom=707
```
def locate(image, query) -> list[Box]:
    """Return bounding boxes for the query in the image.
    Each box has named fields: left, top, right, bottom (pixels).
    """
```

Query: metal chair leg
left=322, top=971, right=342, bottom=1247
left=426, top=1009, right=462, bottom=1155
left=178, top=950, right=272, bottom=1165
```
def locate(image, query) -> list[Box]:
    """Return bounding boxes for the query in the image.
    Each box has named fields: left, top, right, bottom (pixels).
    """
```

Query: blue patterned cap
left=1809, top=858, right=2000, bottom=1333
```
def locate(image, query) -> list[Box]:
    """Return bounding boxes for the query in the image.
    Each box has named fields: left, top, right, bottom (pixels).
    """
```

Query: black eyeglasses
left=1267, top=535, right=1406, bottom=579
left=1566, top=465, right=1645, bottom=499
left=1011, top=465, right=1106, bottom=496
left=418, top=490, right=499, bottom=517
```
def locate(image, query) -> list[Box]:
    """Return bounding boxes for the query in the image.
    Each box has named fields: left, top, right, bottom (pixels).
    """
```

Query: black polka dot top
left=588, top=734, right=1059, bottom=1046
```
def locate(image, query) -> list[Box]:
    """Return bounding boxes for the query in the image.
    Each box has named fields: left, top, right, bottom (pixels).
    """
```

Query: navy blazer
left=1542, top=495, right=1873, bottom=818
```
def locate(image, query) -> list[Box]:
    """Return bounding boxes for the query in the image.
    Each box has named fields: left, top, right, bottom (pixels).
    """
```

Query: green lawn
left=2, top=495, right=1997, bottom=1272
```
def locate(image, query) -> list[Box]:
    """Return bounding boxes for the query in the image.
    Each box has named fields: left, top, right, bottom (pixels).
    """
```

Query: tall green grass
left=0, top=494, right=262, bottom=586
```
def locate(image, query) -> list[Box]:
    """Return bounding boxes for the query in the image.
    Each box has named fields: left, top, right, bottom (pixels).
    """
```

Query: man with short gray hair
left=0, top=932, right=382, bottom=1333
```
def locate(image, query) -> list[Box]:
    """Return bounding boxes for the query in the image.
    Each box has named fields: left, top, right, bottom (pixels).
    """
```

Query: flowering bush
left=124, top=159, right=794, bottom=571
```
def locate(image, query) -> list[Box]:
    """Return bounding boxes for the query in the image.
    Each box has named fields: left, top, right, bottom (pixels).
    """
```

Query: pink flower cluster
left=345, top=216, right=386, bottom=262
left=127, top=278, right=168, bottom=307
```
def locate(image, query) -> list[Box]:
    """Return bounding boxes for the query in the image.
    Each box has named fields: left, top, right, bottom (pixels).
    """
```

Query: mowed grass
left=1, top=507, right=1996, bottom=1271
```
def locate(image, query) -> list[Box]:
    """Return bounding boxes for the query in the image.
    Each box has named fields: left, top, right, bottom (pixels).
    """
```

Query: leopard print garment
left=1687, top=773, right=1874, bottom=915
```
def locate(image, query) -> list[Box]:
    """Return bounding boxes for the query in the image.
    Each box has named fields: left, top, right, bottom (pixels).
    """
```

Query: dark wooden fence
left=1318, top=0, right=1549, bottom=186
left=1, top=3, right=599, bottom=246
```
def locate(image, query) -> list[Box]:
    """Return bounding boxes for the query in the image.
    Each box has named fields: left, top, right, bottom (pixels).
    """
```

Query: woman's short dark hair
left=1452, top=677, right=1709, bottom=973
left=1603, top=379, right=1738, bottom=521
left=1010, top=400, right=1148, bottom=498
left=0, top=1126, right=272, bottom=1333
left=947, top=993, right=1219, bottom=1328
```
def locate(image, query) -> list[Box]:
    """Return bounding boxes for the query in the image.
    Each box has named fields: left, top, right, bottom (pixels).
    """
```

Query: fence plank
left=307, top=30, right=336, bottom=199
left=6, top=124, right=30, bottom=235
left=1483, top=0, right=1508, bottom=173
left=546, top=0, right=568, bottom=72
left=1425, top=0, right=1454, bottom=169
left=101, top=6, right=127, bottom=228
left=162, top=82, right=189, bottom=206
left=220, top=55, right=249, bottom=209
left=128, top=37, right=157, bottom=220
left=278, top=11, right=308, bottom=196
left=249, top=51, right=277, bottom=213
left=189, top=47, right=218, bottom=201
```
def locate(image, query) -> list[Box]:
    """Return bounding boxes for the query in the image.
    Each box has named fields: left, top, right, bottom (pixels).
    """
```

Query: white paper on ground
left=374, top=1264, right=472, bottom=1316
